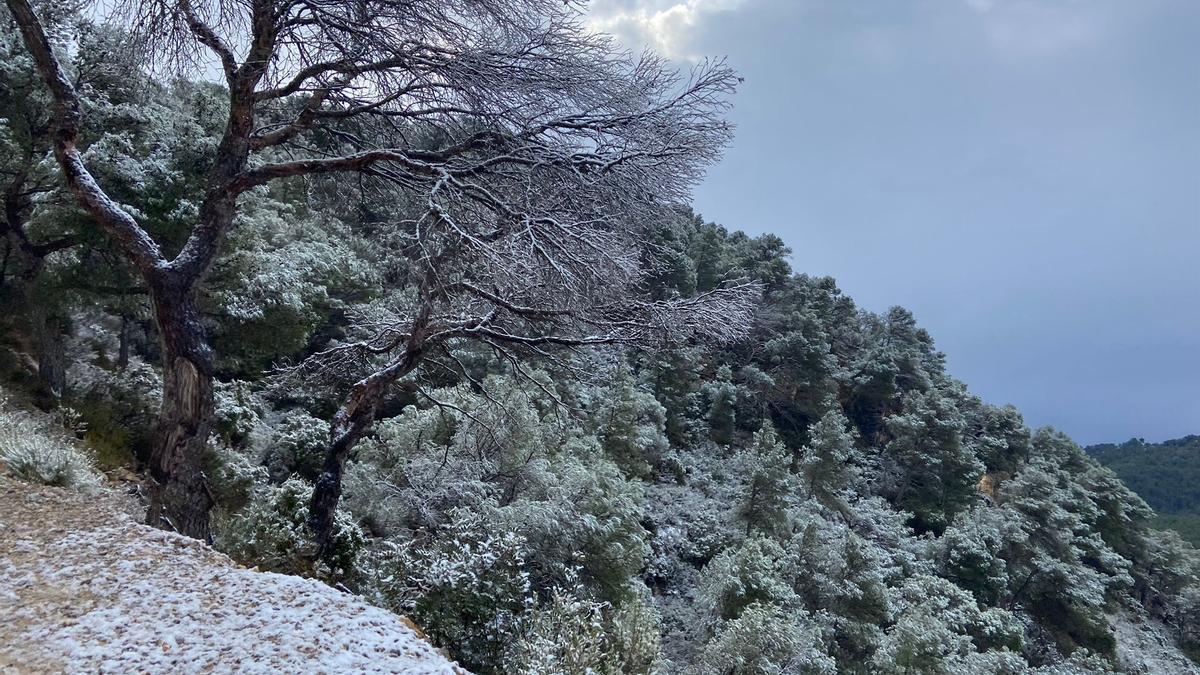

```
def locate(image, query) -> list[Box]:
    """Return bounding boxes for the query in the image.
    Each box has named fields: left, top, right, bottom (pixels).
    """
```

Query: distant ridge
left=1087, top=436, right=1200, bottom=546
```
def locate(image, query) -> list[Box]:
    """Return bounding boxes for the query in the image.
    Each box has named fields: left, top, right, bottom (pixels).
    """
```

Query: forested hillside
left=1088, top=437, right=1200, bottom=547
left=1, top=1, right=1198, bottom=673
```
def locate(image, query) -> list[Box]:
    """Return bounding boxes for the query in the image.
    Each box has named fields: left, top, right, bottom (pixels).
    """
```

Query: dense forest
left=1, top=1, right=1198, bottom=673
left=1089, top=437, right=1200, bottom=548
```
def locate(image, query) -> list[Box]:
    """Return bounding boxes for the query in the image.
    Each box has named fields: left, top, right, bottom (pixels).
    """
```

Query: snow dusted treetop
left=5, top=0, right=748, bottom=540
left=130, top=0, right=746, bottom=313
left=95, top=0, right=756, bottom=551
left=121, top=0, right=736, bottom=223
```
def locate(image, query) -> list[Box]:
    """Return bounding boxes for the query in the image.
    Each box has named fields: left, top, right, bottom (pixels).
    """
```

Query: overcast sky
left=589, top=0, right=1200, bottom=445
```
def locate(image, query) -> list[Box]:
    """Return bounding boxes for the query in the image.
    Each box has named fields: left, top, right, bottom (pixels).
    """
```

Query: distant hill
left=1087, top=436, right=1200, bottom=546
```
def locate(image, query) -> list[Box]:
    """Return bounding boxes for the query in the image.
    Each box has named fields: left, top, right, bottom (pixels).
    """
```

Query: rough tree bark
left=143, top=277, right=216, bottom=538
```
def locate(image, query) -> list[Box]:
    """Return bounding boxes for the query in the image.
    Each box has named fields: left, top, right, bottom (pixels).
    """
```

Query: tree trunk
left=308, top=374, right=388, bottom=555
left=308, top=343, right=425, bottom=555
left=143, top=277, right=215, bottom=541
left=117, top=313, right=131, bottom=370
left=33, top=309, right=67, bottom=399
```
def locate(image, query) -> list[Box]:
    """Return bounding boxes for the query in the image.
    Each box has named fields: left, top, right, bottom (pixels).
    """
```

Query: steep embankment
left=0, top=477, right=467, bottom=674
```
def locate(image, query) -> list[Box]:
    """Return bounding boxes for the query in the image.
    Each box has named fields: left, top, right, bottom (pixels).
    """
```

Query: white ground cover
left=0, top=477, right=467, bottom=674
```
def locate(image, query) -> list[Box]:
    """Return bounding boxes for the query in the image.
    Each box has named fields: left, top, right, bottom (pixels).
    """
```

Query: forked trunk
left=144, top=279, right=215, bottom=541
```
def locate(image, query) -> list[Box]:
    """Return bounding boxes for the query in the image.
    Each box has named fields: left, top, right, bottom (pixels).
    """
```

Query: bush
left=692, top=602, right=836, bottom=675
left=70, top=358, right=161, bottom=469
left=0, top=406, right=100, bottom=490
left=366, top=509, right=534, bottom=672
left=216, top=476, right=364, bottom=584
left=262, top=412, right=330, bottom=482
left=503, top=588, right=663, bottom=675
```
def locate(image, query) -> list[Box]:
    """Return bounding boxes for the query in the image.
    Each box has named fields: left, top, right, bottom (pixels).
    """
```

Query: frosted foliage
left=738, top=424, right=793, bottom=537
left=214, top=195, right=378, bottom=322
left=218, top=477, right=365, bottom=583
left=262, top=412, right=329, bottom=481
left=872, top=574, right=1022, bottom=674
left=68, top=357, right=162, bottom=414
left=692, top=603, right=836, bottom=675
left=883, top=385, right=986, bottom=532
left=590, top=370, right=670, bottom=478
left=0, top=392, right=99, bottom=490
left=504, top=589, right=662, bottom=675
left=798, top=407, right=859, bottom=510
left=367, top=509, right=534, bottom=671
left=704, top=365, right=737, bottom=445
left=212, top=380, right=261, bottom=443
left=938, top=505, right=1016, bottom=605
left=699, top=538, right=797, bottom=620
left=344, top=374, right=578, bottom=535
left=1178, top=588, right=1200, bottom=652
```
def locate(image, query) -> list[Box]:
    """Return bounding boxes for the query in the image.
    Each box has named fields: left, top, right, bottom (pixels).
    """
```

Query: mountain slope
left=0, top=477, right=467, bottom=674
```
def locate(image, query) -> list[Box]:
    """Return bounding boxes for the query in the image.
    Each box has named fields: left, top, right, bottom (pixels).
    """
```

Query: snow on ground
left=0, top=477, right=468, bottom=674
left=1111, top=606, right=1200, bottom=675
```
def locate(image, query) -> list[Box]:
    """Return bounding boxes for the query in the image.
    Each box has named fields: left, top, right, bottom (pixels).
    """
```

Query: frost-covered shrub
left=204, top=443, right=269, bottom=513
left=763, top=511, right=916, bottom=668
left=69, top=358, right=161, bottom=468
left=367, top=509, right=534, bottom=672
left=699, top=538, right=797, bottom=621
left=496, top=450, right=650, bottom=602
left=1000, top=431, right=1134, bottom=655
left=503, top=589, right=662, bottom=675
left=213, top=380, right=262, bottom=447
left=607, top=594, right=665, bottom=675
left=208, top=196, right=380, bottom=374
left=881, top=386, right=986, bottom=534
left=938, top=506, right=1016, bottom=606
left=504, top=590, right=611, bottom=675
left=590, top=370, right=670, bottom=479
left=643, top=448, right=750, bottom=583
left=262, top=412, right=329, bottom=482
left=217, top=477, right=363, bottom=583
left=703, top=365, right=737, bottom=446
left=0, top=403, right=100, bottom=490
left=691, top=602, right=836, bottom=675
left=1177, top=587, right=1200, bottom=659
left=872, top=574, right=1023, bottom=674
left=737, top=423, right=794, bottom=537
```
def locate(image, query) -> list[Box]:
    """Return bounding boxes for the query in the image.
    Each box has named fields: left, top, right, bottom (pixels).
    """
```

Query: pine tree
left=706, top=365, right=738, bottom=446
left=738, top=423, right=793, bottom=537
left=798, top=407, right=860, bottom=512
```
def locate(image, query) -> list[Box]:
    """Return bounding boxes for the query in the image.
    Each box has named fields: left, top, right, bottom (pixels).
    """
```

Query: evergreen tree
left=798, top=406, right=860, bottom=512
left=883, top=385, right=985, bottom=533
left=737, top=423, right=793, bottom=537
left=706, top=365, right=738, bottom=446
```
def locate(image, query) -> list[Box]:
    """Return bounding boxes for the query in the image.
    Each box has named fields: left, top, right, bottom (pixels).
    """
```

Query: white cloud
left=587, top=0, right=751, bottom=60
